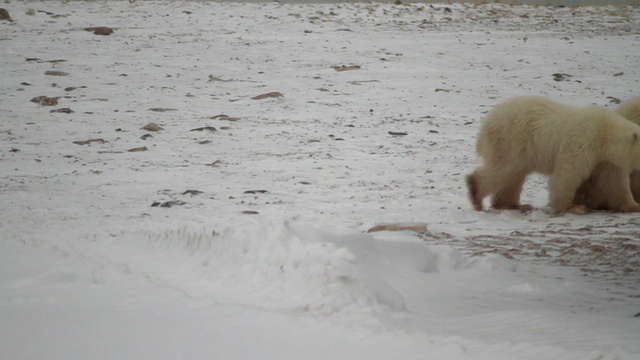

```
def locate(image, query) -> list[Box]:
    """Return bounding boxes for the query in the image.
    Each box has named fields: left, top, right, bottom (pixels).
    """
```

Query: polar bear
left=573, top=97, right=640, bottom=211
left=466, top=96, right=640, bottom=215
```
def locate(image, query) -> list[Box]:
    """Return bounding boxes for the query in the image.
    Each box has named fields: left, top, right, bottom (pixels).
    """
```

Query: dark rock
left=85, top=26, right=114, bottom=36
left=31, top=96, right=59, bottom=106
left=0, top=8, right=12, bottom=22
left=252, top=92, right=284, bottom=100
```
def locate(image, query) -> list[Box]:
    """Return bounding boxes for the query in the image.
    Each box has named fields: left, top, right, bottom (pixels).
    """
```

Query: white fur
left=575, top=96, right=640, bottom=211
left=466, top=96, right=640, bottom=214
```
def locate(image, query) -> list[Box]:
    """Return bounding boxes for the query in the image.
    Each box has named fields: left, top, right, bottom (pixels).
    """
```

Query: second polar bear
left=574, top=97, right=640, bottom=211
left=466, top=96, right=640, bottom=214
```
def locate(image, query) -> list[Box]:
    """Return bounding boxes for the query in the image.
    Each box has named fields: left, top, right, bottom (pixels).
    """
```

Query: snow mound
left=96, top=220, right=505, bottom=320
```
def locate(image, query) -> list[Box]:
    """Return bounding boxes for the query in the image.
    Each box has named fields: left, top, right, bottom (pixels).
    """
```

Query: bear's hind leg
left=467, top=165, right=525, bottom=211
left=491, top=170, right=530, bottom=211
left=466, top=171, right=485, bottom=211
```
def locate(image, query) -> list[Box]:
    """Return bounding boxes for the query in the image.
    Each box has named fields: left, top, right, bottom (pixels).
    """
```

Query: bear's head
left=615, top=96, right=640, bottom=126
left=606, top=113, right=640, bottom=171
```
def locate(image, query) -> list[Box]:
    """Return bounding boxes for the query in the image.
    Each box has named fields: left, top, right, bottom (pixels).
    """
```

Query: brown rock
left=31, top=96, right=59, bottom=106
left=127, top=146, right=148, bottom=152
left=252, top=92, right=283, bottom=100
left=333, top=65, right=361, bottom=72
left=73, top=138, right=106, bottom=145
left=45, top=71, right=69, bottom=76
left=367, top=223, right=428, bottom=234
left=141, top=123, right=164, bottom=131
left=85, top=26, right=114, bottom=36
left=0, top=8, right=12, bottom=22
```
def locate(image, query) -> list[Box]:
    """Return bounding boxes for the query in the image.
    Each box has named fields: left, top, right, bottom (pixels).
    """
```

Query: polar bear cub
left=574, top=97, right=640, bottom=211
left=466, top=96, right=640, bottom=215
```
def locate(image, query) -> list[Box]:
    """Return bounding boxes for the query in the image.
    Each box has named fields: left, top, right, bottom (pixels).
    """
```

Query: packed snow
left=1, top=1, right=639, bottom=359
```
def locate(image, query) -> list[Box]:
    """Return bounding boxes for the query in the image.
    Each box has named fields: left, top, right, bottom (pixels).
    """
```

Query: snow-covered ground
left=1, top=1, right=639, bottom=359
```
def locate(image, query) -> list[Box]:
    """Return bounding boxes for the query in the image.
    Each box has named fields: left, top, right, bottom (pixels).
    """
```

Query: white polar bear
left=466, top=96, right=640, bottom=215
left=574, top=96, right=640, bottom=211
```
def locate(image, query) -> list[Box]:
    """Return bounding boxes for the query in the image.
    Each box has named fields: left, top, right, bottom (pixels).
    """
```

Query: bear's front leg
left=549, top=171, right=588, bottom=215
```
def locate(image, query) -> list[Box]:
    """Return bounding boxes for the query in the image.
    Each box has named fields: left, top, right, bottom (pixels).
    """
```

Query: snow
left=1, top=1, right=639, bottom=359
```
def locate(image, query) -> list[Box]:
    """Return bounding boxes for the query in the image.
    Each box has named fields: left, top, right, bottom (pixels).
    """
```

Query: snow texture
left=1, top=1, right=639, bottom=359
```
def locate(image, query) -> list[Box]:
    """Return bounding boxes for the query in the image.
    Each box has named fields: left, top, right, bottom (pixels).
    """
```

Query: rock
left=141, top=123, right=164, bottom=131
left=210, top=114, right=240, bottom=121
left=206, top=159, right=225, bottom=167
left=241, top=210, right=260, bottom=215
left=388, top=131, right=408, bottom=136
left=252, top=92, right=283, bottom=100
left=151, top=200, right=186, bottom=208
left=552, top=73, right=573, bottom=82
left=0, top=8, right=12, bottom=22
left=50, top=108, right=74, bottom=114
left=85, top=26, right=114, bottom=36
left=182, top=190, right=203, bottom=196
left=127, top=146, right=148, bottom=152
left=244, top=190, right=268, bottom=194
left=190, top=126, right=217, bottom=132
left=148, top=108, right=177, bottom=112
left=333, top=65, right=361, bottom=72
left=31, top=96, right=59, bottom=106
left=367, top=222, right=428, bottom=234
left=73, top=138, right=106, bottom=145
left=45, top=71, right=69, bottom=76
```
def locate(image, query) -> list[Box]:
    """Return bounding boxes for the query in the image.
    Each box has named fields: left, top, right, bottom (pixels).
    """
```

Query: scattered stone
left=148, top=108, right=177, bottom=112
left=45, top=70, right=69, bottom=76
left=50, top=108, right=74, bottom=114
left=241, top=210, right=260, bottom=215
left=127, top=146, right=148, bottom=152
left=333, top=65, right=361, bottom=72
left=151, top=200, right=186, bottom=208
left=607, top=96, right=622, bottom=104
left=64, top=86, right=87, bottom=92
left=73, top=138, right=106, bottom=145
left=206, top=159, right=225, bottom=167
left=140, top=134, right=153, bottom=140
left=21, top=82, right=31, bottom=86
left=388, top=131, right=408, bottom=136
left=182, top=190, right=203, bottom=196
left=141, top=123, right=164, bottom=131
left=613, top=72, right=624, bottom=77
left=209, top=114, right=240, bottom=121
left=367, top=223, right=428, bottom=234
left=198, top=140, right=212, bottom=145
left=85, top=26, right=114, bottom=36
left=208, top=75, right=233, bottom=82
left=434, top=88, right=452, bottom=93
left=552, top=73, right=573, bottom=81
left=0, top=8, right=12, bottom=22
left=190, top=126, right=217, bottom=132
left=9, top=148, right=20, bottom=153
left=31, top=96, right=59, bottom=106
left=244, top=190, right=268, bottom=194
left=252, top=92, right=283, bottom=100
